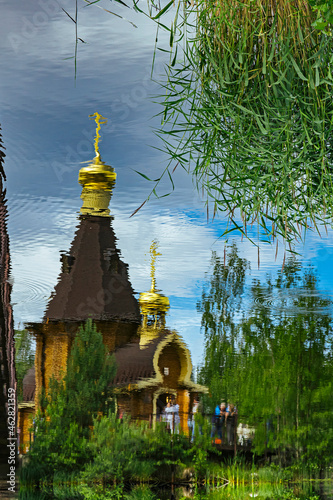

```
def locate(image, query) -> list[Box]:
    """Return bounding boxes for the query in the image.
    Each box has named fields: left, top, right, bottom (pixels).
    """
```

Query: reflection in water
left=18, top=117, right=205, bottom=455
left=16, top=476, right=333, bottom=499
left=114, top=240, right=207, bottom=428
left=14, top=119, right=333, bottom=498
left=198, top=246, right=333, bottom=466
left=0, top=125, right=16, bottom=483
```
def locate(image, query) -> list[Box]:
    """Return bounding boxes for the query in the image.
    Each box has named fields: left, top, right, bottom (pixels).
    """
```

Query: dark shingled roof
left=113, top=329, right=172, bottom=387
left=44, top=215, right=140, bottom=323
left=22, top=367, right=35, bottom=402
left=20, top=333, right=168, bottom=400
left=20, top=330, right=198, bottom=400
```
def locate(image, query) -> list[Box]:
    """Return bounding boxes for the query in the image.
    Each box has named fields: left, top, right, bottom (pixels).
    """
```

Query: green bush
left=81, top=414, right=189, bottom=485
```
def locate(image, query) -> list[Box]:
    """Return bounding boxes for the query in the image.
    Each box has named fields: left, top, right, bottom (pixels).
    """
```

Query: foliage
left=197, top=243, right=249, bottom=412
left=198, top=245, right=333, bottom=465
left=188, top=414, right=214, bottom=479
left=76, top=484, right=157, bottom=500
left=187, top=483, right=322, bottom=499
left=22, top=319, right=117, bottom=482
left=64, top=319, right=117, bottom=428
left=310, top=0, right=333, bottom=30
left=133, top=0, right=333, bottom=245
left=81, top=414, right=189, bottom=485
left=124, top=485, right=157, bottom=500
left=51, top=471, right=83, bottom=500
left=60, top=0, right=333, bottom=245
left=15, top=329, right=35, bottom=401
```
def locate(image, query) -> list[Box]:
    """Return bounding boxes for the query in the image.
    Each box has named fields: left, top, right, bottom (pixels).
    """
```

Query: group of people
left=162, top=397, right=181, bottom=433
left=162, top=397, right=201, bottom=437
left=211, top=402, right=237, bottom=445
left=160, top=396, right=238, bottom=445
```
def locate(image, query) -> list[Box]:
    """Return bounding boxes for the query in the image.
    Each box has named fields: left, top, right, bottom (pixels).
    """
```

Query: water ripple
left=252, top=288, right=333, bottom=315
left=12, top=270, right=52, bottom=306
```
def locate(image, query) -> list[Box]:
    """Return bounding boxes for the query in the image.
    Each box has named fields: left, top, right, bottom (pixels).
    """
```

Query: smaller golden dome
left=139, top=290, right=170, bottom=316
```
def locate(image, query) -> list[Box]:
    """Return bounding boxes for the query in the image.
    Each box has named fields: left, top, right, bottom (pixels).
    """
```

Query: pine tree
left=25, top=319, right=117, bottom=476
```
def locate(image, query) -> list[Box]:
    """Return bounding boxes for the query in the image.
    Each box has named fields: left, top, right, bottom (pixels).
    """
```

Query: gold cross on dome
left=89, top=112, right=107, bottom=160
left=149, top=240, right=161, bottom=293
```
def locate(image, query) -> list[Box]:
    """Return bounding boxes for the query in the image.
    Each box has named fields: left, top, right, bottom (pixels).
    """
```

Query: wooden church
left=17, top=114, right=207, bottom=453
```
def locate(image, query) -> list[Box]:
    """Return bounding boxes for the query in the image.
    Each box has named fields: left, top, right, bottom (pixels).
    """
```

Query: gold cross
left=89, top=112, right=108, bottom=159
left=150, top=240, right=161, bottom=292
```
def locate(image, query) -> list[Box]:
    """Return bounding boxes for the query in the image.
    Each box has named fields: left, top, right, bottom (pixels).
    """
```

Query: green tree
left=198, top=247, right=333, bottom=465
left=239, top=264, right=333, bottom=464
left=197, top=243, right=249, bottom=411
left=24, top=319, right=117, bottom=479
left=15, top=329, right=35, bottom=402
left=62, top=319, right=117, bottom=429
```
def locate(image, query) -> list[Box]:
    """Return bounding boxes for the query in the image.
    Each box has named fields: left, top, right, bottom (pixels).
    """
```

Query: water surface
left=2, top=0, right=333, bottom=497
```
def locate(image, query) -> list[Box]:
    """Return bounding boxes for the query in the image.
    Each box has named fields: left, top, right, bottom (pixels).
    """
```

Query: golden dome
left=78, top=157, right=116, bottom=191
left=78, top=113, right=116, bottom=217
left=139, top=290, right=170, bottom=315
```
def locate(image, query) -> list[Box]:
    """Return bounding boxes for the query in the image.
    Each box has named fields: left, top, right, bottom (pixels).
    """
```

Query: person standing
left=226, top=403, right=237, bottom=445
left=220, top=402, right=227, bottom=443
left=164, top=401, right=173, bottom=432
left=165, top=397, right=180, bottom=433
left=188, top=398, right=200, bottom=441
left=172, top=397, right=180, bottom=434
left=211, top=401, right=224, bottom=440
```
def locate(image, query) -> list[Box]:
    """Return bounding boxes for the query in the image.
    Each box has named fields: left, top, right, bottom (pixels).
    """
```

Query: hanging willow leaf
left=290, top=56, right=308, bottom=81
left=146, top=0, right=333, bottom=245
left=62, top=8, right=76, bottom=23
left=152, top=0, right=175, bottom=19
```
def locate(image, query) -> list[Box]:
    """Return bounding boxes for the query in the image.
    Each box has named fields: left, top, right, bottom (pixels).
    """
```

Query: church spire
left=78, top=113, right=116, bottom=217
left=43, top=112, right=140, bottom=323
left=149, top=239, right=160, bottom=294
left=139, top=241, right=170, bottom=345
